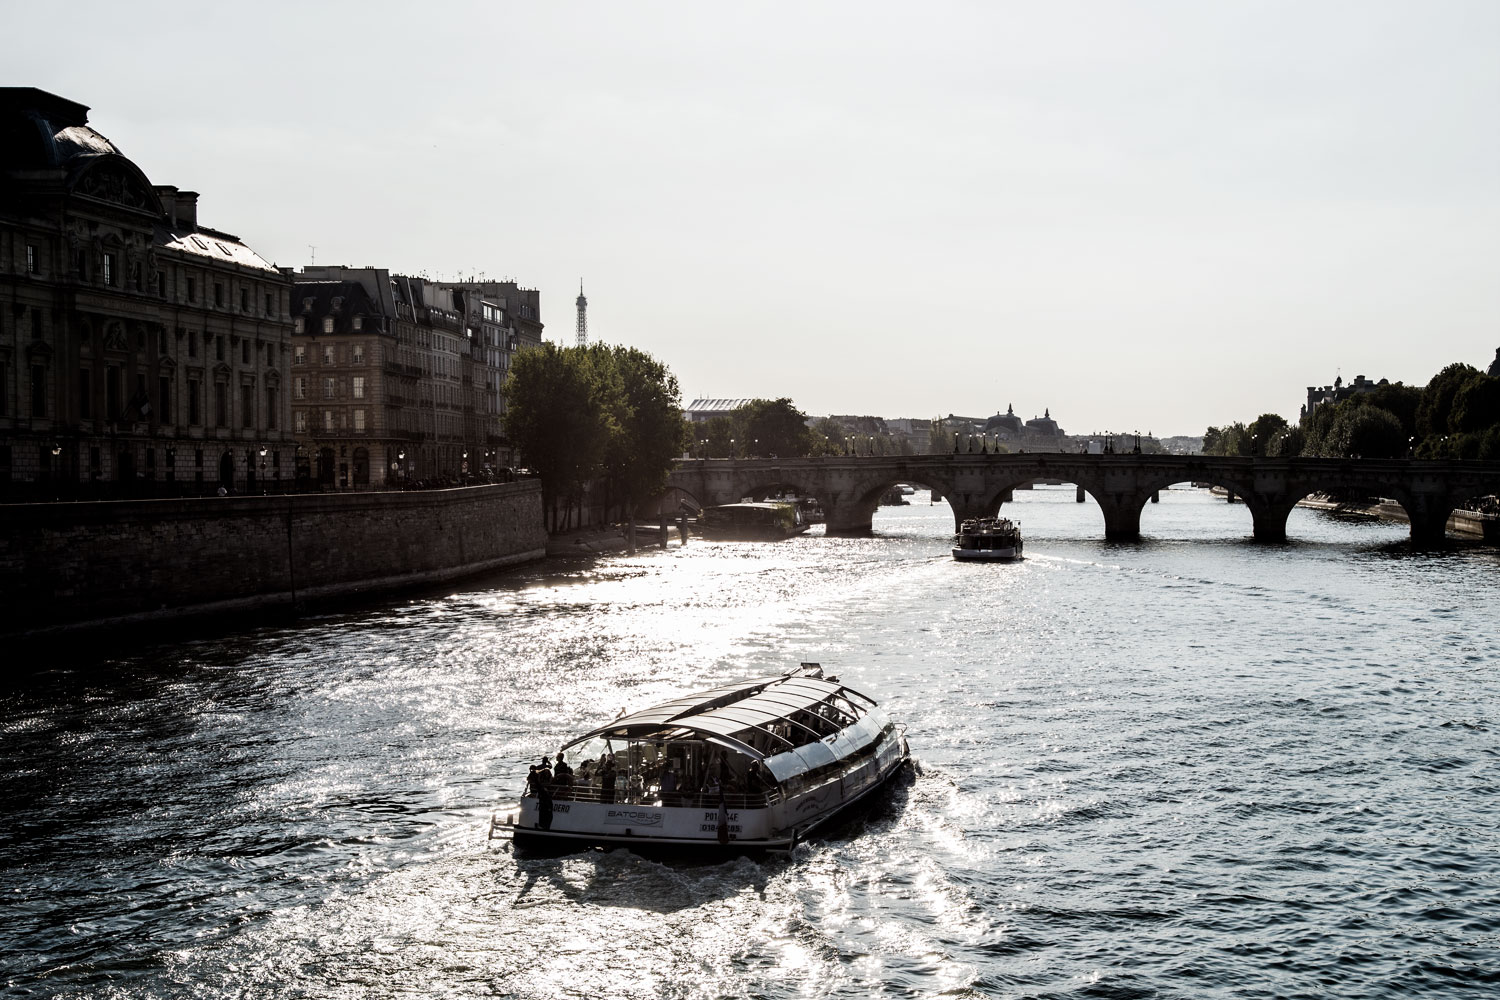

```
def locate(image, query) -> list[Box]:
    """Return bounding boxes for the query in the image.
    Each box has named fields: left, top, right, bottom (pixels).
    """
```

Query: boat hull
left=952, top=545, right=1022, bottom=561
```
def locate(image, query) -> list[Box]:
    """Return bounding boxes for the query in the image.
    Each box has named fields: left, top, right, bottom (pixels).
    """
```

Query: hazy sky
left=11, top=1, right=1498, bottom=435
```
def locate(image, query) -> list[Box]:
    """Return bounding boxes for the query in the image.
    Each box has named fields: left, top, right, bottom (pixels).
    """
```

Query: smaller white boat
left=952, top=517, right=1023, bottom=561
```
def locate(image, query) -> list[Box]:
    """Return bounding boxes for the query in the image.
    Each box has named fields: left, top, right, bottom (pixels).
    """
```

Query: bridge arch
left=1132, top=471, right=1268, bottom=540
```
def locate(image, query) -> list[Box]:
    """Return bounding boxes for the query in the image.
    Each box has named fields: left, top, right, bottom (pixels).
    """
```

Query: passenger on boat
left=526, top=761, right=554, bottom=830
left=600, top=756, right=617, bottom=803
left=661, top=766, right=680, bottom=806
left=746, top=760, right=770, bottom=799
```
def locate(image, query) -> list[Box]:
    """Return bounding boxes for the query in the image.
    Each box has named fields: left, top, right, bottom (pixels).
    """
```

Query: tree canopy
left=504, top=342, right=685, bottom=530
left=1207, top=355, right=1500, bottom=460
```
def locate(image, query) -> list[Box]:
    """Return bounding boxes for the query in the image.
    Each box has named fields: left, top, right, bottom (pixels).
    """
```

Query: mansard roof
left=291, top=279, right=384, bottom=334
left=157, top=224, right=278, bottom=272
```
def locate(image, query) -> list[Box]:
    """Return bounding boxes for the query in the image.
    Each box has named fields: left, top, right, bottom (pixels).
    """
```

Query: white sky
left=11, top=0, right=1498, bottom=436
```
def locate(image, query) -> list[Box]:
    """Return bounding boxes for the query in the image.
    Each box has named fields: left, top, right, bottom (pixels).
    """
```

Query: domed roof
left=985, top=404, right=1024, bottom=432
left=1025, top=408, right=1062, bottom=435
left=1, top=88, right=160, bottom=214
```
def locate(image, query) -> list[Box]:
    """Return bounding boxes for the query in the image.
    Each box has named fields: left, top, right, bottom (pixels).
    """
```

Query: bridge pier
left=1251, top=505, right=1292, bottom=543
left=1099, top=496, right=1142, bottom=541
left=1406, top=496, right=1454, bottom=548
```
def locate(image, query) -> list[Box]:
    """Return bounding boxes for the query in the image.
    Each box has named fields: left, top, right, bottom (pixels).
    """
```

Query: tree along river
left=2, top=486, right=1496, bottom=999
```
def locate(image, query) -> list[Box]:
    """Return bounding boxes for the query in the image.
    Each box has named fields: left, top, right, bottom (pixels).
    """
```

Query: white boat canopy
left=562, top=672, right=882, bottom=773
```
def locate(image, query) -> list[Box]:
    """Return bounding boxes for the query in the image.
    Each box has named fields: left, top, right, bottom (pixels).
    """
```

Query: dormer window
left=322, top=317, right=334, bottom=334
left=293, top=317, right=305, bottom=334
left=352, top=316, right=362, bottom=331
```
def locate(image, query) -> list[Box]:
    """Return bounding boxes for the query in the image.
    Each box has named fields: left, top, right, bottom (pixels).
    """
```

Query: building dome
left=1, top=88, right=161, bottom=214
left=1025, top=408, right=1062, bottom=436
left=985, top=404, right=1024, bottom=433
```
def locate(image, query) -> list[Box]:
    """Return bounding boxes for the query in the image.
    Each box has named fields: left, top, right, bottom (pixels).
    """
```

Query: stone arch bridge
left=659, top=455, right=1500, bottom=544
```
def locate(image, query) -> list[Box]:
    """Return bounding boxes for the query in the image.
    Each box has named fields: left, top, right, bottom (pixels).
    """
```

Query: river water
left=2, top=486, right=1496, bottom=999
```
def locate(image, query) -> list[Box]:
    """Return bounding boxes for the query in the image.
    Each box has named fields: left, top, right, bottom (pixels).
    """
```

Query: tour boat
left=952, top=516, right=1023, bottom=561
left=491, top=663, right=909, bottom=853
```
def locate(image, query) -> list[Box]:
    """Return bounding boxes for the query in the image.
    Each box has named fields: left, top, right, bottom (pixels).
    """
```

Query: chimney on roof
left=152, top=186, right=199, bottom=230
left=154, top=185, right=177, bottom=226
left=175, top=191, right=199, bottom=231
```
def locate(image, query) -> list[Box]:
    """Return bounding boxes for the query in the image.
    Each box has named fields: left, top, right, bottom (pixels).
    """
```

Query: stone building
left=1303, top=374, right=1388, bottom=418
left=0, top=88, right=293, bottom=495
left=430, top=279, right=545, bottom=471
left=289, top=269, right=541, bottom=487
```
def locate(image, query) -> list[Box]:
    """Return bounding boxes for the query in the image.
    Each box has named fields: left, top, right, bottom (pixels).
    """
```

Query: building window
left=353, top=408, right=366, bottom=432
left=79, top=369, right=92, bottom=419
left=323, top=377, right=335, bottom=399
left=352, top=316, right=363, bottom=331
left=294, top=410, right=307, bottom=432
left=158, top=272, right=166, bottom=297
left=76, top=249, right=88, bottom=280
left=323, top=410, right=334, bottom=432
left=242, top=340, right=250, bottom=365
left=31, top=365, right=46, bottom=417
left=159, top=375, right=171, bottom=423
left=26, top=244, right=38, bottom=274
left=188, top=331, right=198, bottom=358
left=294, top=317, right=304, bottom=334
left=241, top=288, right=249, bottom=312
left=215, top=336, right=225, bottom=362
left=186, top=276, right=196, bottom=302
left=214, top=382, right=227, bottom=427
left=105, top=366, right=120, bottom=421
left=294, top=377, right=306, bottom=400
left=31, top=309, right=42, bottom=341
left=294, top=344, right=305, bottom=365
left=265, top=293, right=274, bottom=316
left=352, top=344, right=364, bottom=364
left=322, top=317, right=334, bottom=334
left=188, top=379, right=201, bottom=424
left=323, top=345, right=334, bottom=364
left=242, top=387, right=254, bottom=428
left=103, top=252, right=116, bottom=287
left=352, top=376, right=365, bottom=399
left=266, top=387, right=277, bottom=430
left=215, top=283, right=225, bottom=307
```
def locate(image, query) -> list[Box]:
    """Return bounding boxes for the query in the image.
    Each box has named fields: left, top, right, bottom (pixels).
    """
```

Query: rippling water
left=3, top=486, right=1497, bottom=998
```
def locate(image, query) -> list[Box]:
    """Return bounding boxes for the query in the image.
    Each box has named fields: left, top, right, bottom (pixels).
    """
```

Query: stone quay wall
left=0, top=482, right=547, bottom=636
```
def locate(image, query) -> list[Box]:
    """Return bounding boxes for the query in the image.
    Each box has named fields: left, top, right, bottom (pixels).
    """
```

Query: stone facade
left=291, top=269, right=543, bottom=486
left=0, top=480, right=547, bottom=635
left=0, top=88, right=294, bottom=496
